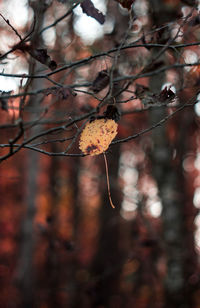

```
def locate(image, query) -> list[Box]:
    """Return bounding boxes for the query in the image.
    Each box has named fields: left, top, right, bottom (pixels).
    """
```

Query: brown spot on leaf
left=85, top=144, right=98, bottom=154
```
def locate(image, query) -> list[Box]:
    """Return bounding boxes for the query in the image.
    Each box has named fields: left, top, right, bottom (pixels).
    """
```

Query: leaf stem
left=103, top=152, right=115, bottom=209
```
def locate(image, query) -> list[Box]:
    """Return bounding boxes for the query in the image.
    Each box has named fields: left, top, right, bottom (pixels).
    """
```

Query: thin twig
left=0, top=13, right=22, bottom=40
left=39, top=2, right=80, bottom=34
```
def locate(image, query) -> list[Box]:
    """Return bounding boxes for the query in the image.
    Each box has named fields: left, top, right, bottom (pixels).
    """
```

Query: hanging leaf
left=14, top=42, right=57, bottom=70
left=81, top=0, right=105, bottom=25
left=79, top=119, right=118, bottom=156
left=114, top=0, right=135, bottom=10
left=104, top=105, right=121, bottom=122
left=0, top=90, right=12, bottom=112
left=28, top=48, right=57, bottom=71
left=138, top=85, right=176, bottom=107
left=90, top=70, right=110, bottom=93
left=79, top=118, right=118, bottom=208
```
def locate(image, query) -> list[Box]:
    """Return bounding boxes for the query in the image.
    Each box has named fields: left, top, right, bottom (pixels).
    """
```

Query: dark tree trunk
left=89, top=145, right=123, bottom=308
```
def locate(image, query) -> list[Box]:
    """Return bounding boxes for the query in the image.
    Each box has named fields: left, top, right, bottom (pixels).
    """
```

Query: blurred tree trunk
left=149, top=96, right=186, bottom=308
left=42, top=153, right=81, bottom=308
left=16, top=147, right=39, bottom=308
left=88, top=66, right=124, bottom=306
left=149, top=97, right=197, bottom=308
left=64, top=156, right=81, bottom=308
left=149, top=1, right=190, bottom=307
left=16, top=2, right=49, bottom=307
left=45, top=152, right=61, bottom=308
left=89, top=145, right=122, bottom=308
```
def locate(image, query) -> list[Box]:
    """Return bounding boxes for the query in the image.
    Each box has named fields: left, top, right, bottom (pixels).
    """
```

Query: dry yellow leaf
left=79, top=119, right=118, bottom=156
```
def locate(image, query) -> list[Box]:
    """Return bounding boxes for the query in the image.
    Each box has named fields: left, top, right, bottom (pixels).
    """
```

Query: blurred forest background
left=0, top=0, right=200, bottom=307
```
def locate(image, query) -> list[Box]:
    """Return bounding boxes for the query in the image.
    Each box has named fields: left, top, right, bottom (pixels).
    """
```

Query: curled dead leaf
left=90, top=70, right=110, bottom=93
